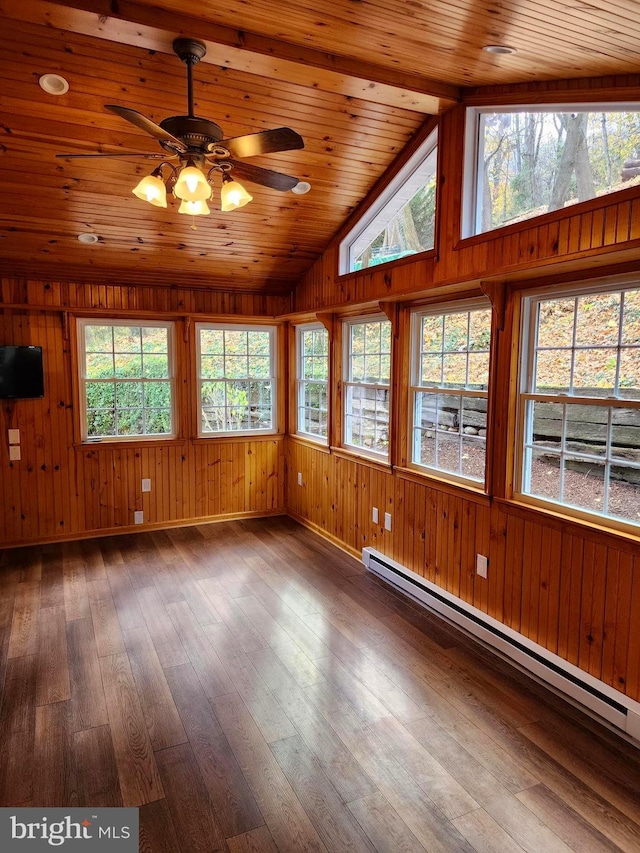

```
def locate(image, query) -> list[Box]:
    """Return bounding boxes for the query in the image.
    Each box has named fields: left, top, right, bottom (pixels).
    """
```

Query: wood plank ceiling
left=1, top=0, right=639, bottom=292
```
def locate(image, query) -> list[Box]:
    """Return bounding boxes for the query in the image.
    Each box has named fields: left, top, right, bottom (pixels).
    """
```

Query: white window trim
left=462, top=101, right=640, bottom=240
left=409, top=298, right=491, bottom=487
left=339, top=127, right=438, bottom=275
left=342, top=315, right=392, bottom=462
left=295, top=323, right=329, bottom=444
left=196, top=322, right=278, bottom=438
left=515, top=277, right=640, bottom=534
left=77, top=318, right=177, bottom=443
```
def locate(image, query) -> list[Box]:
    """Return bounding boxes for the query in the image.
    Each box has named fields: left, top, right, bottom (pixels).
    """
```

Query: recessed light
left=77, top=233, right=100, bottom=244
left=483, top=44, right=517, bottom=55
left=291, top=181, right=311, bottom=195
left=39, top=73, right=70, bottom=95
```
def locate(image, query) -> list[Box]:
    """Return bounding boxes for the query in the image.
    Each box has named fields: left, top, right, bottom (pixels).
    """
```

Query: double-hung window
left=518, top=282, right=640, bottom=530
left=343, top=317, right=391, bottom=459
left=77, top=320, right=175, bottom=441
left=197, top=324, right=277, bottom=435
left=296, top=324, right=329, bottom=441
left=410, top=301, right=491, bottom=485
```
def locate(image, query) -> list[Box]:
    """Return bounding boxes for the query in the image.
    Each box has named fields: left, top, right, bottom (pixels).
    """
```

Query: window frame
left=338, top=127, right=438, bottom=275
left=408, top=297, right=492, bottom=488
left=462, top=102, right=640, bottom=240
left=76, top=318, right=177, bottom=443
left=295, top=323, right=329, bottom=444
left=196, top=322, right=278, bottom=438
left=515, top=278, right=640, bottom=534
left=342, top=315, right=392, bottom=462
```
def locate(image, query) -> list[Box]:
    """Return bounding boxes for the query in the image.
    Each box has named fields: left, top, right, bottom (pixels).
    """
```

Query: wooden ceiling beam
left=0, top=0, right=460, bottom=113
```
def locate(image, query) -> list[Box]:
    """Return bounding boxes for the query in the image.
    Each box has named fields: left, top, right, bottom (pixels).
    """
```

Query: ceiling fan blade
left=227, top=160, right=300, bottom=191
left=104, top=105, right=187, bottom=153
left=56, top=152, right=169, bottom=159
left=215, top=128, right=303, bottom=159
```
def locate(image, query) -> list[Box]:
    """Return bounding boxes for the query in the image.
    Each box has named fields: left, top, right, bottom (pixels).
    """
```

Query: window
left=410, top=301, right=491, bottom=485
left=464, top=105, right=640, bottom=237
left=343, top=317, right=391, bottom=459
left=339, top=129, right=437, bottom=273
left=197, top=324, right=277, bottom=435
left=296, top=324, right=329, bottom=441
left=518, top=283, right=640, bottom=530
left=77, top=320, right=175, bottom=441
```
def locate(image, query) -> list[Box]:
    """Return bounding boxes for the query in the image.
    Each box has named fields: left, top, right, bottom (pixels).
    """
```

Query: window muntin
left=519, top=284, right=640, bottom=529
left=296, top=324, right=329, bottom=441
left=343, top=318, right=392, bottom=459
left=410, top=302, right=491, bottom=484
left=197, top=324, right=277, bottom=436
left=340, top=129, right=437, bottom=273
left=465, top=106, right=640, bottom=237
left=78, top=320, right=175, bottom=441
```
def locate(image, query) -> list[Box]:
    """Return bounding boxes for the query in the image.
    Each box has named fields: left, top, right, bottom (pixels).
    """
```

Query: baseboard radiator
left=362, top=547, right=640, bottom=746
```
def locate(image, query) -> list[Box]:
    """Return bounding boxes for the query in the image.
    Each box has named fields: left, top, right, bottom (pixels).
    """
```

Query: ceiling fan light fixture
left=174, top=162, right=212, bottom=201
left=132, top=170, right=168, bottom=207
left=220, top=175, right=253, bottom=211
left=178, top=198, right=211, bottom=216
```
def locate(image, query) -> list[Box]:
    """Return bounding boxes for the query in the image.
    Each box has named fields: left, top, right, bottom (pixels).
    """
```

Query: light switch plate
left=134, top=511, right=144, bottom=524
left=297, top=472, right=303, bottom=486
left=476, top=554, right=488, bottom=578
left=372, top=507, right=379, bottom=524
left=8, top=429, right=20, bottom=445
left=141, top=478, right=151, bottom=492
left=384, top=512, right=392, bottom=531
left=9, top=445, right=21, bottom=461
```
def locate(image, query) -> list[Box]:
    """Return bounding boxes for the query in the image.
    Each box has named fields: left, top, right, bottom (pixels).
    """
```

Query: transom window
left=410, top=301, right=491, bottom=484
left=464, top=105, right=640, bottom=237
left=77, top=320, right=175, bottom=441
left=343, top=317, right=391, bottom=459
left=340, top=129, right=437, bottom=273
left=197, top=324, right=277, bottom=435
left=518, top=282, right=640, bottom=529
left=296, top=324, right=329, bottom=441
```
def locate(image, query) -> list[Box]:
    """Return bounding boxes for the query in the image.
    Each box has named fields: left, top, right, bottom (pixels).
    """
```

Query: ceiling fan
left=57, top=38, right=310, bottom=216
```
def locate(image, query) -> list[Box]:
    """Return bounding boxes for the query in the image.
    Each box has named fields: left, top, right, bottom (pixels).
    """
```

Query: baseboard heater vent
left=362, top=547, right=640, bottom=746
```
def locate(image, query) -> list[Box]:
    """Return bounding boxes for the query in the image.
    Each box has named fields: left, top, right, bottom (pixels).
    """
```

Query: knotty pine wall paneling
left=0, top=278, right=287, bottom=546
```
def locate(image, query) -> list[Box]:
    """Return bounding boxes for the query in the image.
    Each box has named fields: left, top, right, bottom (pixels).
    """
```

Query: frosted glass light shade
left=132, top=174, right=167, bottom=207
left=178, top=198, right=210, bottom=216
left=220, top=178, right=252, bottom=211
left=174, top=165, right=212, bottom=201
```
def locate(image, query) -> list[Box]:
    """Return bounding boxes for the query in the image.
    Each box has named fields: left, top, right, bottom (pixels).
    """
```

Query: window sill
left=395, top=466, right=490, bottom=504
left=192, top=433, right=284, bottom=443
left=496, top=496, right=640, bottom=549
left=76, top=438, right=186, bottom=451
left=330, top=445, right=392, bottom=472
left=288, top=434, right=331, bottom=453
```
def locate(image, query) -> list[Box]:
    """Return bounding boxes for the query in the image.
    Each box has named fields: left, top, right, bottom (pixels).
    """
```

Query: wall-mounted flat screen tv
left=0, top=346, right=45, bottom=399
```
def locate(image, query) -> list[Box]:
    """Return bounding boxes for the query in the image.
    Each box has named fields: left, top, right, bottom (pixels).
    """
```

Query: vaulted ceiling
left=1, top=0, right=639, bottom=293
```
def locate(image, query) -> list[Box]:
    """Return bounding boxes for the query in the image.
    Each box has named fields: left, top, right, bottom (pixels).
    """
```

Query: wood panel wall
left=0, top=278, right=288, bottom=546
left=286, top=440, right=640, bottom=703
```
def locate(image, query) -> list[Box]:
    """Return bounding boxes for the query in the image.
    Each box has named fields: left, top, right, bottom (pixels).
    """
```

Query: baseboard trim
left=285, top=510, right=362, bottom=560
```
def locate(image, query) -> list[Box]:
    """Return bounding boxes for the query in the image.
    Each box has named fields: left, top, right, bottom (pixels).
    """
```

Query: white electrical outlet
left=9, top=445, right=21, bottom=461
left=384, top=512, right=392, bottom=531
left=297, top=472, right=303, bottom=486
left=141, top=478, right=151, bottom=492
left=476, top=554, right=488, bottom=578
left=134, top=510, right=144, bottom=525
left=372, top=507, right=379, bottom=524
left=8, top=429, right=20, bottom=445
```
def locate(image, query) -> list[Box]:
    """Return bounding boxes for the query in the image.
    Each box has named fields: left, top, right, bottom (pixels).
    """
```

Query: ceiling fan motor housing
left=158, top=115, right=225, bottom=154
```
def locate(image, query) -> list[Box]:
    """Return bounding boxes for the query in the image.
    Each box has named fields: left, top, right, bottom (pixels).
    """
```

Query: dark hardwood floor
left=1, top=516, right=639, bottom=851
